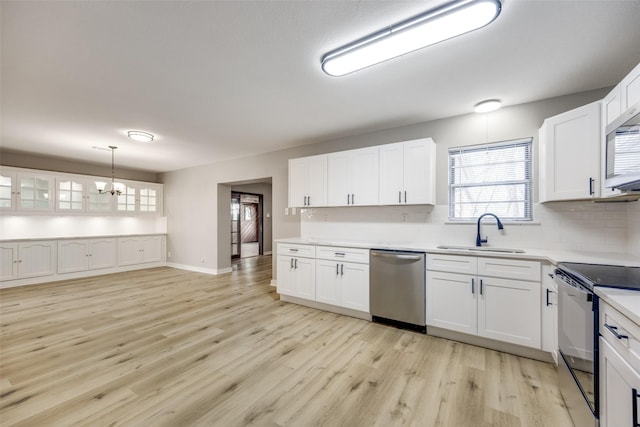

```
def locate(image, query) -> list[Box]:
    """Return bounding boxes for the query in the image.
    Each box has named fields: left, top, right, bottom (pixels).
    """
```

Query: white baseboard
left=270, top=279, right=277, bottom=287
left=166, top=263, right=232, bottom=275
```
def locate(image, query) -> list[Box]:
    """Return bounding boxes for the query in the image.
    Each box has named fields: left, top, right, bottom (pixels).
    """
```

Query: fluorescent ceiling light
left=321, top=0, right=502, bottom=77
left=128, top=130, right=154, bottom=142
left=474, top=99, right=502, bottom=113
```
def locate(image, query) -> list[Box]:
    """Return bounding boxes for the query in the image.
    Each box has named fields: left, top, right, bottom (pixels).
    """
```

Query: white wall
left=300, top=201, right=635, bottom=254
left=162, top=87, right=640, bottom=279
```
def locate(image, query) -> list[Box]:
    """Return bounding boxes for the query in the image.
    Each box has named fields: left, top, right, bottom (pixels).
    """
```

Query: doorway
left=231, top=192, right=263, bottom=259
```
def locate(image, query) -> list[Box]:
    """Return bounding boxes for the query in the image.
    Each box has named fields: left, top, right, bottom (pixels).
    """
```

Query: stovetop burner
left=558, top=262, right=640, bottom=291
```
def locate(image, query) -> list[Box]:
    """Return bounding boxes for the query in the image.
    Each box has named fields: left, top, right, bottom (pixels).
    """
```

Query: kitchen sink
left=436, top=245, right=525, bottom=254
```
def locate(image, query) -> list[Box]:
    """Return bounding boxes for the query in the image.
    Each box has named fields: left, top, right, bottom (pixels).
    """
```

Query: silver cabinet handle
left=480, top=279, right=484, bottom=295
left=289, top=248, right=298, bottom=252
left=398, top=191, right=401, bottom=203
left=307, top=196, right=311, bottom=205
left=589, top=177, right=594, bottom=196
left=604, top=323, right=629, bottom=340
left=404, top=191, right=407, bottom=203
left=336, top=264, right=339, bottom=275
left=290, top=258, right=294, bottom=269
left=546, top=288, right=552, bottom=306
left=351, top=194, right=355, bottom=205
left=294, top=258, right=298, bottom=269
left=471, top=278, right=475, bottom=294
left=334, top=252, right=345, bottom=257
left=347, top=194, right=350, bottom=205
left=340, top=264, right=344, bottom=276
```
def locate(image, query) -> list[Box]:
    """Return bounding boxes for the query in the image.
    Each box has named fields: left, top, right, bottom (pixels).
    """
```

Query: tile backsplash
left=300, top=200, right=639, bottom=255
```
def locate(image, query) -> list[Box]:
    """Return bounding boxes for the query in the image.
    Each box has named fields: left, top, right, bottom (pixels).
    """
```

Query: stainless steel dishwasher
left=370, top=249, right=426, bottom=332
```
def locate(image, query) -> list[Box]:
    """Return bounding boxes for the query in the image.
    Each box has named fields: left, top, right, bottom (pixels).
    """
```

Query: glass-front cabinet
left=0, top=166, right=162, bottom=215
left=0, top=170, right=54, bottom=212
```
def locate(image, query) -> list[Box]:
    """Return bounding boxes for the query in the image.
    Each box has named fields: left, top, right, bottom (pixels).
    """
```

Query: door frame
left=231, top=191, right=263, bottom=259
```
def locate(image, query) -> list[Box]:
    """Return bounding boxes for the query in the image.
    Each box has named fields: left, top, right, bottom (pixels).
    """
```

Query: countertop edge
left=1, top=233, right=167, bottom=242
left=595, top=287, right=640, bottom=326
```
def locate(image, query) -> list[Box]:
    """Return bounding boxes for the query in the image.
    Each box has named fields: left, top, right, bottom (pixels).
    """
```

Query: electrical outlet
left=201, top=257, right=205, bottom=263
left=168, top=251, right=172, bottom=258
left=284, top=208, right=289, bottom=216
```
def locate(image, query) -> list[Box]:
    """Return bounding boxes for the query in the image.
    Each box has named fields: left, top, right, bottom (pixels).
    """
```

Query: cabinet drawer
left=427, top=254, right=477, bottom=275
left=477, top=258, right=540, bottom=281
left=316, top=246, right=369, bottom=264
left=277, top=243, right=315, bottom=258
left=600, top=300, right=640, bottom=373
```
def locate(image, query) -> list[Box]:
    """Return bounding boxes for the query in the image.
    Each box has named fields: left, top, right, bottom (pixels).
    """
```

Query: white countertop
left=0, top=233, right=167, bottom=242
left=595, top=287, right=640, bottom=326
left=275, top=237, right=640, bottom=267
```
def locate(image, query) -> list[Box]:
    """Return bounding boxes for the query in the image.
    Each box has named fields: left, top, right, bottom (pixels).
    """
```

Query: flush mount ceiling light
left=321, top=0, right=502, bottom=77
left=474, top=99, right=502, bottom=113
left=95, top=146, right=125, bottom=196
left=127, top=130, right=154, bottom=142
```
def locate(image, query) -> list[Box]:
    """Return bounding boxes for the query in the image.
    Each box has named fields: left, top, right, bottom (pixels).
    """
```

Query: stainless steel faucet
left=476, top=213, right=504, bottom=247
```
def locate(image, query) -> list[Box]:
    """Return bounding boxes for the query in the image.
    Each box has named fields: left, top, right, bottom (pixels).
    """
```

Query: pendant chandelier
left=95, top=146, right=125, bottom=196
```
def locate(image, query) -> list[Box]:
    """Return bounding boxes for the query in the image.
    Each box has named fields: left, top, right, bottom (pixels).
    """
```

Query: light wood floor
left=0, top=256, right=573, bottom=426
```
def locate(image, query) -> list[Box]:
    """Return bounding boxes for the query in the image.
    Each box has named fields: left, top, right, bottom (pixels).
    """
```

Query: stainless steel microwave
left=605, top=101, right=640, bottom=191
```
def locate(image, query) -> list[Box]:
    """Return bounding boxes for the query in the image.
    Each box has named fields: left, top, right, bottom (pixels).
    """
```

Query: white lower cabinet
left=58, top=238, right=117, bottom=273
left=599, top=338, right=640, bottom=427
left=1, top=241, right=56, bottom=281
left=599, top=299, right=640, bottom=427
left=277, top=243, right=369, bottom=314
left=316, top=258, right=369, bottom=313
left=426, top=254, right=541, bottom=349
left=276, top=255, right=315, bottom=300
left=118, top=236, right=163, bottom=266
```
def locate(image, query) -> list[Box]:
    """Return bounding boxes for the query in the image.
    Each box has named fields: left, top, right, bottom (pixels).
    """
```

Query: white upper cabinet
left=0, top=166, right=161, bottom=215
left=327, top=146, right=379, bottom=206
left=539, top=101, right=601, bottom=202
left=5, top=172, right=55, bottom=212
left=603, top=87, right=622, bottom=127
left=288, top=155, right=328, bottom=208
left=620, top=61, right=640, bottom=111
left=379, top=138, right=436, bottom=205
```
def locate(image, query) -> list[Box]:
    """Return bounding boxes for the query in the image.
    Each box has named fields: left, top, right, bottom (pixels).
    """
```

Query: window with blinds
left=449, top=138, right=533, bottom=221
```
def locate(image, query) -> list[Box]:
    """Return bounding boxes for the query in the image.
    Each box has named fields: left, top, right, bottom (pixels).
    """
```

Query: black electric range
left=556, top=262, right=640, bottom=292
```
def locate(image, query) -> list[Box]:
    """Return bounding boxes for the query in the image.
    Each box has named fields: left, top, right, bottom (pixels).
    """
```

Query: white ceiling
left=2, top=0, right=640, bottom=173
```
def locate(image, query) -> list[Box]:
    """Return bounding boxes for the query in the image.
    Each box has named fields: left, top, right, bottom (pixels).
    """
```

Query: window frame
left=448, top=137, right=534, bottom=222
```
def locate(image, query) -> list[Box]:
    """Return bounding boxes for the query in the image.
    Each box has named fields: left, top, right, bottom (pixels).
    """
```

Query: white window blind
left=449, top=138, right=533, bottom=221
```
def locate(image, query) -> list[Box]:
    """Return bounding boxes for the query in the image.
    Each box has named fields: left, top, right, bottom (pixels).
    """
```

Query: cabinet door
left=118, top=238, right=142, bottom=266
left=426, top=271, right=477, bottom=335
left=18, top=241, right=56, bottom=279
left=403, top=138, right=435, bottom=205
left=139, top=186, right=159, bottom=214
left=599, top=337, right=640, bottom=427
left=57, top=178, right=85, bottom=211
left=288, top=158, right=307, bottom=208
left=293, top=257, right=315, bottom=300
left=316, top=260, right=340, bottom=306
left=0, top=172, right=16, bottom=210
left=327, top=152, right=350, bottom=207
left=89, top=239, right=117, bottom=270
left=539, top=101, right=601, bottom=201
left=277, top=255, right=295, bottom=296
left=620, top=61, right=640, bottom=111
left=477, top=276, right=541, bottom=348
left=87, top=181, right=113, bottom=212
left=541, top=265, right=558, bottom=363
left=57, top=240, right=89, bottom=273
left=0, top=243, right=18, bottom=281
left=349, top=147, right=379, bottom=206
left=340, top=262, right=369, bottom=312
left=306, top=155, right=327, bottom=207
left=141, top=236, right=163, bottom=263
left=378, top=142, right=404, bottom=205
left=602, top=87, right=621, bottom=127
left=117, top=185, right=137, bottom=212
left=18, top=173, right=53, bottom=211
